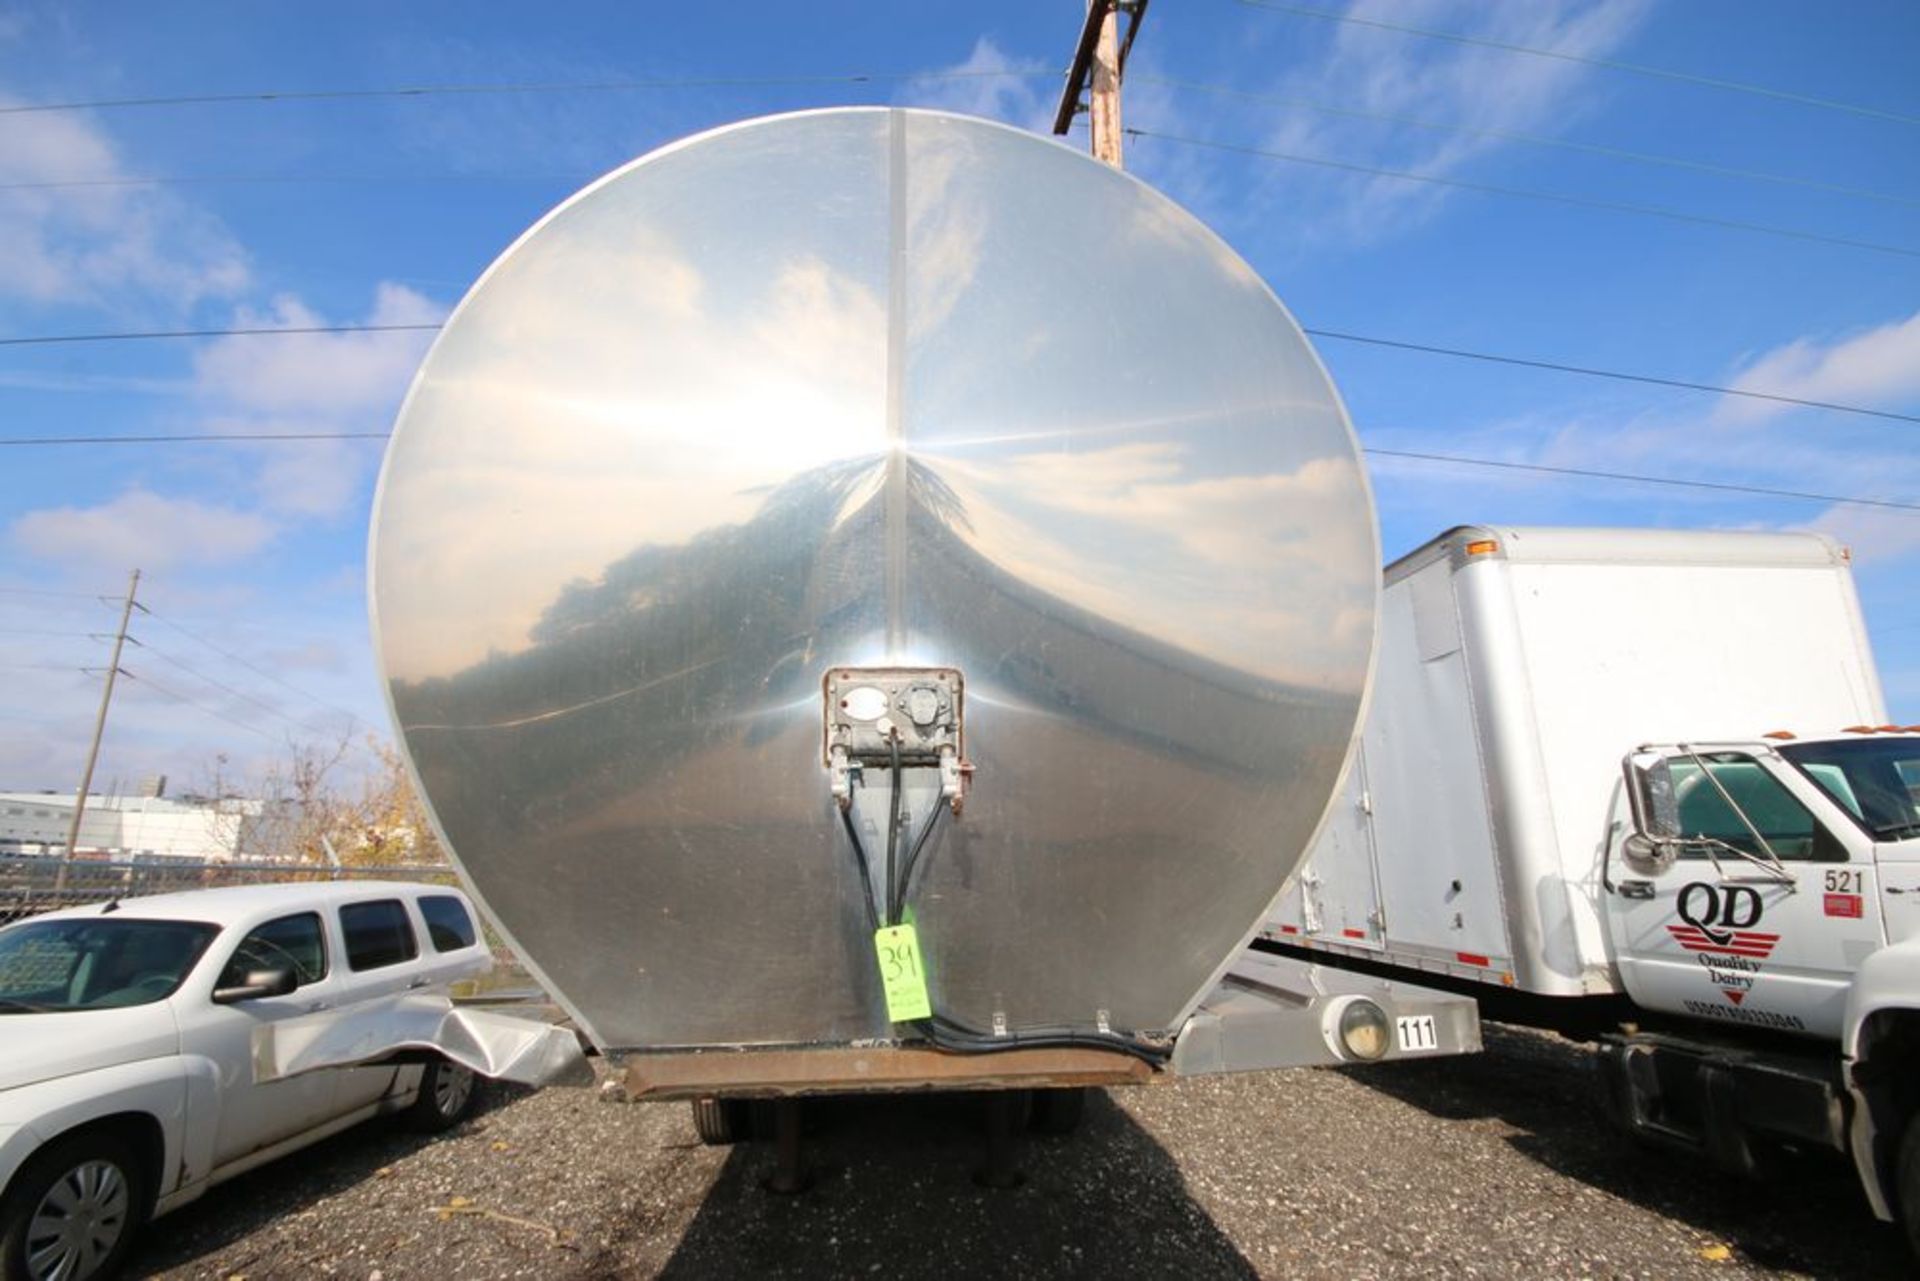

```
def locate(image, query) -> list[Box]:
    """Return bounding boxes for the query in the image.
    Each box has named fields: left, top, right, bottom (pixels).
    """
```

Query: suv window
left=339, top=900, right=418, bottom=971
left=0, top=919, right=217, bottom=1010
left=418, top=895, right=477, bottom=952
left=1671, top=754, right=1845, bottom=863
left=218, top=912, right=327, bottom=991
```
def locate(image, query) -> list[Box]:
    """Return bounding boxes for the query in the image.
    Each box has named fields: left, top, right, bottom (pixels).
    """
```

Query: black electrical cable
left=837, top=799, right=881, bottom=933
left=919, top=1016, right=1175, bottom=1067
left=884, top=735, right=904, bottom=927
left=833, top=756, right=1174, bottom=1067
left=890, top=800, right=949, bottom=924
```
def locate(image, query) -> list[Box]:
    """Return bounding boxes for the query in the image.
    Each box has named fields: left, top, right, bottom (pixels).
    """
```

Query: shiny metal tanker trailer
left=368, top=109, right=1479, bottom=1157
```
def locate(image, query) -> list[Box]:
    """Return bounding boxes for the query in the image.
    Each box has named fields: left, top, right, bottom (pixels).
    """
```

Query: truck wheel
left=405, top=1057, right=479, bottom=1133
left=1029, top=1087, right=1087, bottom=1136
left=1899, top=1113, right=1920, bottom=1257
left=0, top=1130, right=148, bottom=1281
left=691, top=1098, right=753, bottom=1145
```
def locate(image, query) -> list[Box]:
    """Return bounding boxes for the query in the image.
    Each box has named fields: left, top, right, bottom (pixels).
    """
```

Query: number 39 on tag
left=873, top=924, right=932, bottom=1022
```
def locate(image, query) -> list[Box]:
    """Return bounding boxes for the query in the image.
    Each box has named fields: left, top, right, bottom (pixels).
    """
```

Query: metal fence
left=1, top=855, right=461, bottom=927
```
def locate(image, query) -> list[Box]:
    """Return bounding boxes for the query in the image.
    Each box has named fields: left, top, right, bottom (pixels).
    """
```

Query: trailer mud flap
left=1171, top=950, right=1481, bottom=1074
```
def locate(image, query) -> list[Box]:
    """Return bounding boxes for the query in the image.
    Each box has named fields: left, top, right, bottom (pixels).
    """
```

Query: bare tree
left=340, top=741, right=447, bottom=868
left=193, top=736, right=445, bottom=867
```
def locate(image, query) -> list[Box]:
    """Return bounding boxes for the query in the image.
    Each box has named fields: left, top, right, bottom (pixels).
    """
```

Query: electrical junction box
left=823, top=667, right=965, bottom=806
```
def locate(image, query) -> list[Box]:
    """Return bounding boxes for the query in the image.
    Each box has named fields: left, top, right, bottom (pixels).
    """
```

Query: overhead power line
left=1365, top=448, right=1920, bottom=514
left=0, top=585, right=113, bottom=600
left=1137, top=75, right=1920, bottom=210
left=1300, top=330, right=1920, bottom=426
left=142, top=609, right=375, bottom=737
left=0, top=172, right=583, bottom=192
left=0, top=323, right=439, bottom=349
left=3, top=320, right=1911, bottom=427
left=1236, top=1, right=1920, bottom=129
left=21, top=81, right=1917, bottom=212
left=120, top=667, right=281, bottom=743
left=1126, top=128, right=1920, bottom=261
left=134, top=639, right=335, bottom=741
left=0, top=427, right=1903, bottom=513
left=0, top=432, right=390, bottom=446
left=0, top=69, right=1050, bottom=116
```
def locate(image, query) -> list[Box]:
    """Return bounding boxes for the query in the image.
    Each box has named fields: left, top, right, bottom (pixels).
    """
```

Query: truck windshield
left=0, top=916, right=218, bottom=1012
left=1780, top=739, right=1920, bottom=841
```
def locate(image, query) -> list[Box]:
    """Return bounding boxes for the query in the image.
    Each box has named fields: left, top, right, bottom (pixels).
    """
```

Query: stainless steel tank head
left=370, top=108, right=1378, bottom=1053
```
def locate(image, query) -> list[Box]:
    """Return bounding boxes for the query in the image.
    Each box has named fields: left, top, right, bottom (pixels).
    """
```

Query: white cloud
left=8, top=279, right=440, bottom=575
left=245, top=434, right=382, bottom=519
left=1361, top=384, right=1920, bottom=572
left=1720, top=310, right=1920, bottom=424
left=0, top=95, right=250, bottom=310
left=898, top=37, right=1055, bottom=133
left=11, top=490, right=275, bottom=572
left=1804, top=504, right=1920, bottom=567
left=1238, top=0, right=1652, bottom=248
left=192, top=283, right=446, bottom=416
left=188, top=282, right=447, bottom=518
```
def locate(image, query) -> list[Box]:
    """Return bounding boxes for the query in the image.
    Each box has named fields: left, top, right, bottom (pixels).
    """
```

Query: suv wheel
left=0, top=1131, right=147, bottom=1281
left=405, top=1057, right=479, bottom=1133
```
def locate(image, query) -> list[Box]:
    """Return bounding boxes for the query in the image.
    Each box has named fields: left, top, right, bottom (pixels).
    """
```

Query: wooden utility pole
left=1088, top=4, right=1124, bottom=167
left=1052, top=0, right=1149, bottom=170
left=55, top=567, right=140, bottom=892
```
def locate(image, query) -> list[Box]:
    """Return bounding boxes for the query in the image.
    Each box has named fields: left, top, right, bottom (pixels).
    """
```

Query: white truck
left=1262, top=525, right=1920, bottom=1250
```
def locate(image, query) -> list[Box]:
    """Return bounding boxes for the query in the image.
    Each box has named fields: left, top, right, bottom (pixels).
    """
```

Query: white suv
left=0, top=881, right=494, bottom=1281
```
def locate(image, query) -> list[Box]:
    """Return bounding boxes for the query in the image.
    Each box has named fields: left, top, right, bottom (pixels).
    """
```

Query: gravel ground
left=128, top=1025, right=1909, bottom=1279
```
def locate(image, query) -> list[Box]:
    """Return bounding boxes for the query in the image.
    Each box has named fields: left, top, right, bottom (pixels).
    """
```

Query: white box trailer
left=1267, top=524, right=1884, bottom=1001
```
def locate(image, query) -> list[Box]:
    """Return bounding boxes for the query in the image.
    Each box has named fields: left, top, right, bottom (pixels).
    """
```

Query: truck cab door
left=1605, top=747, right=1881, bottom=1040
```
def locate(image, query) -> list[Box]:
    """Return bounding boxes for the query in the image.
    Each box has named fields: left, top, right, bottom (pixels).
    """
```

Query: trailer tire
left=1029, top=1087, right=1087, bottom=1136
left=1898, top=1111, right=1920, bottom=1258
left=691, top=1098, right=752, bottom=1145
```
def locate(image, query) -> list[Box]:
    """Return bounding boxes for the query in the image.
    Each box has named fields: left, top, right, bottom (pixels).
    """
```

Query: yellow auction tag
left=874, top=923, right=932, bottom=1022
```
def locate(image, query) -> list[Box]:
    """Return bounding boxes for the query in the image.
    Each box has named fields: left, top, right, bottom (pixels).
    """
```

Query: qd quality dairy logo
left=1666, top=882, right=1780, bottom=960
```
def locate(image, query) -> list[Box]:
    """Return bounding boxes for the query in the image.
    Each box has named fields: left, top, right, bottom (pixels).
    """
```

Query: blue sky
left=0, top=0, right=1915, bottom=793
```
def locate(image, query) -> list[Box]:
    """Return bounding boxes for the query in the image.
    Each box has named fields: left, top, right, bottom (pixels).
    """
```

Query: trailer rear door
left=1296, top=751, right=1385, bottom=949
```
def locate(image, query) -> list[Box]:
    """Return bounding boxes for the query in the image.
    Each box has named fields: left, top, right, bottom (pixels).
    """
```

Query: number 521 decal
left=1824, top=868, right=1864, bottom=894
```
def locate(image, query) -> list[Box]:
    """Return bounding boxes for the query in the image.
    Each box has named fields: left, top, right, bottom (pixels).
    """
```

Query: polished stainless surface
left=371, top=108, right=1377, bottom=1051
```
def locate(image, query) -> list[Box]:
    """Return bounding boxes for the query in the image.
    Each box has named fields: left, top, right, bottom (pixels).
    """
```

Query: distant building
left=0, top=789, right=265, bottom=861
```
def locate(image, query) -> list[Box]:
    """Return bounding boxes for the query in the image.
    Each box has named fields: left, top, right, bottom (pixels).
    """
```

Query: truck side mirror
left=1621, top=752, right=1681, bottom=877
left=1620, top=832, right=1676, bottom=877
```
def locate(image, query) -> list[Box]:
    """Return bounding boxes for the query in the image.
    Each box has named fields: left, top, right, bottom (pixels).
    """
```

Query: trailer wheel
left=1029, top=1087, right=1087, bottom=1136
left=691, top=1098, right=752, bottom=1145
left=1898, top=1112, right=1920, bottom=1257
